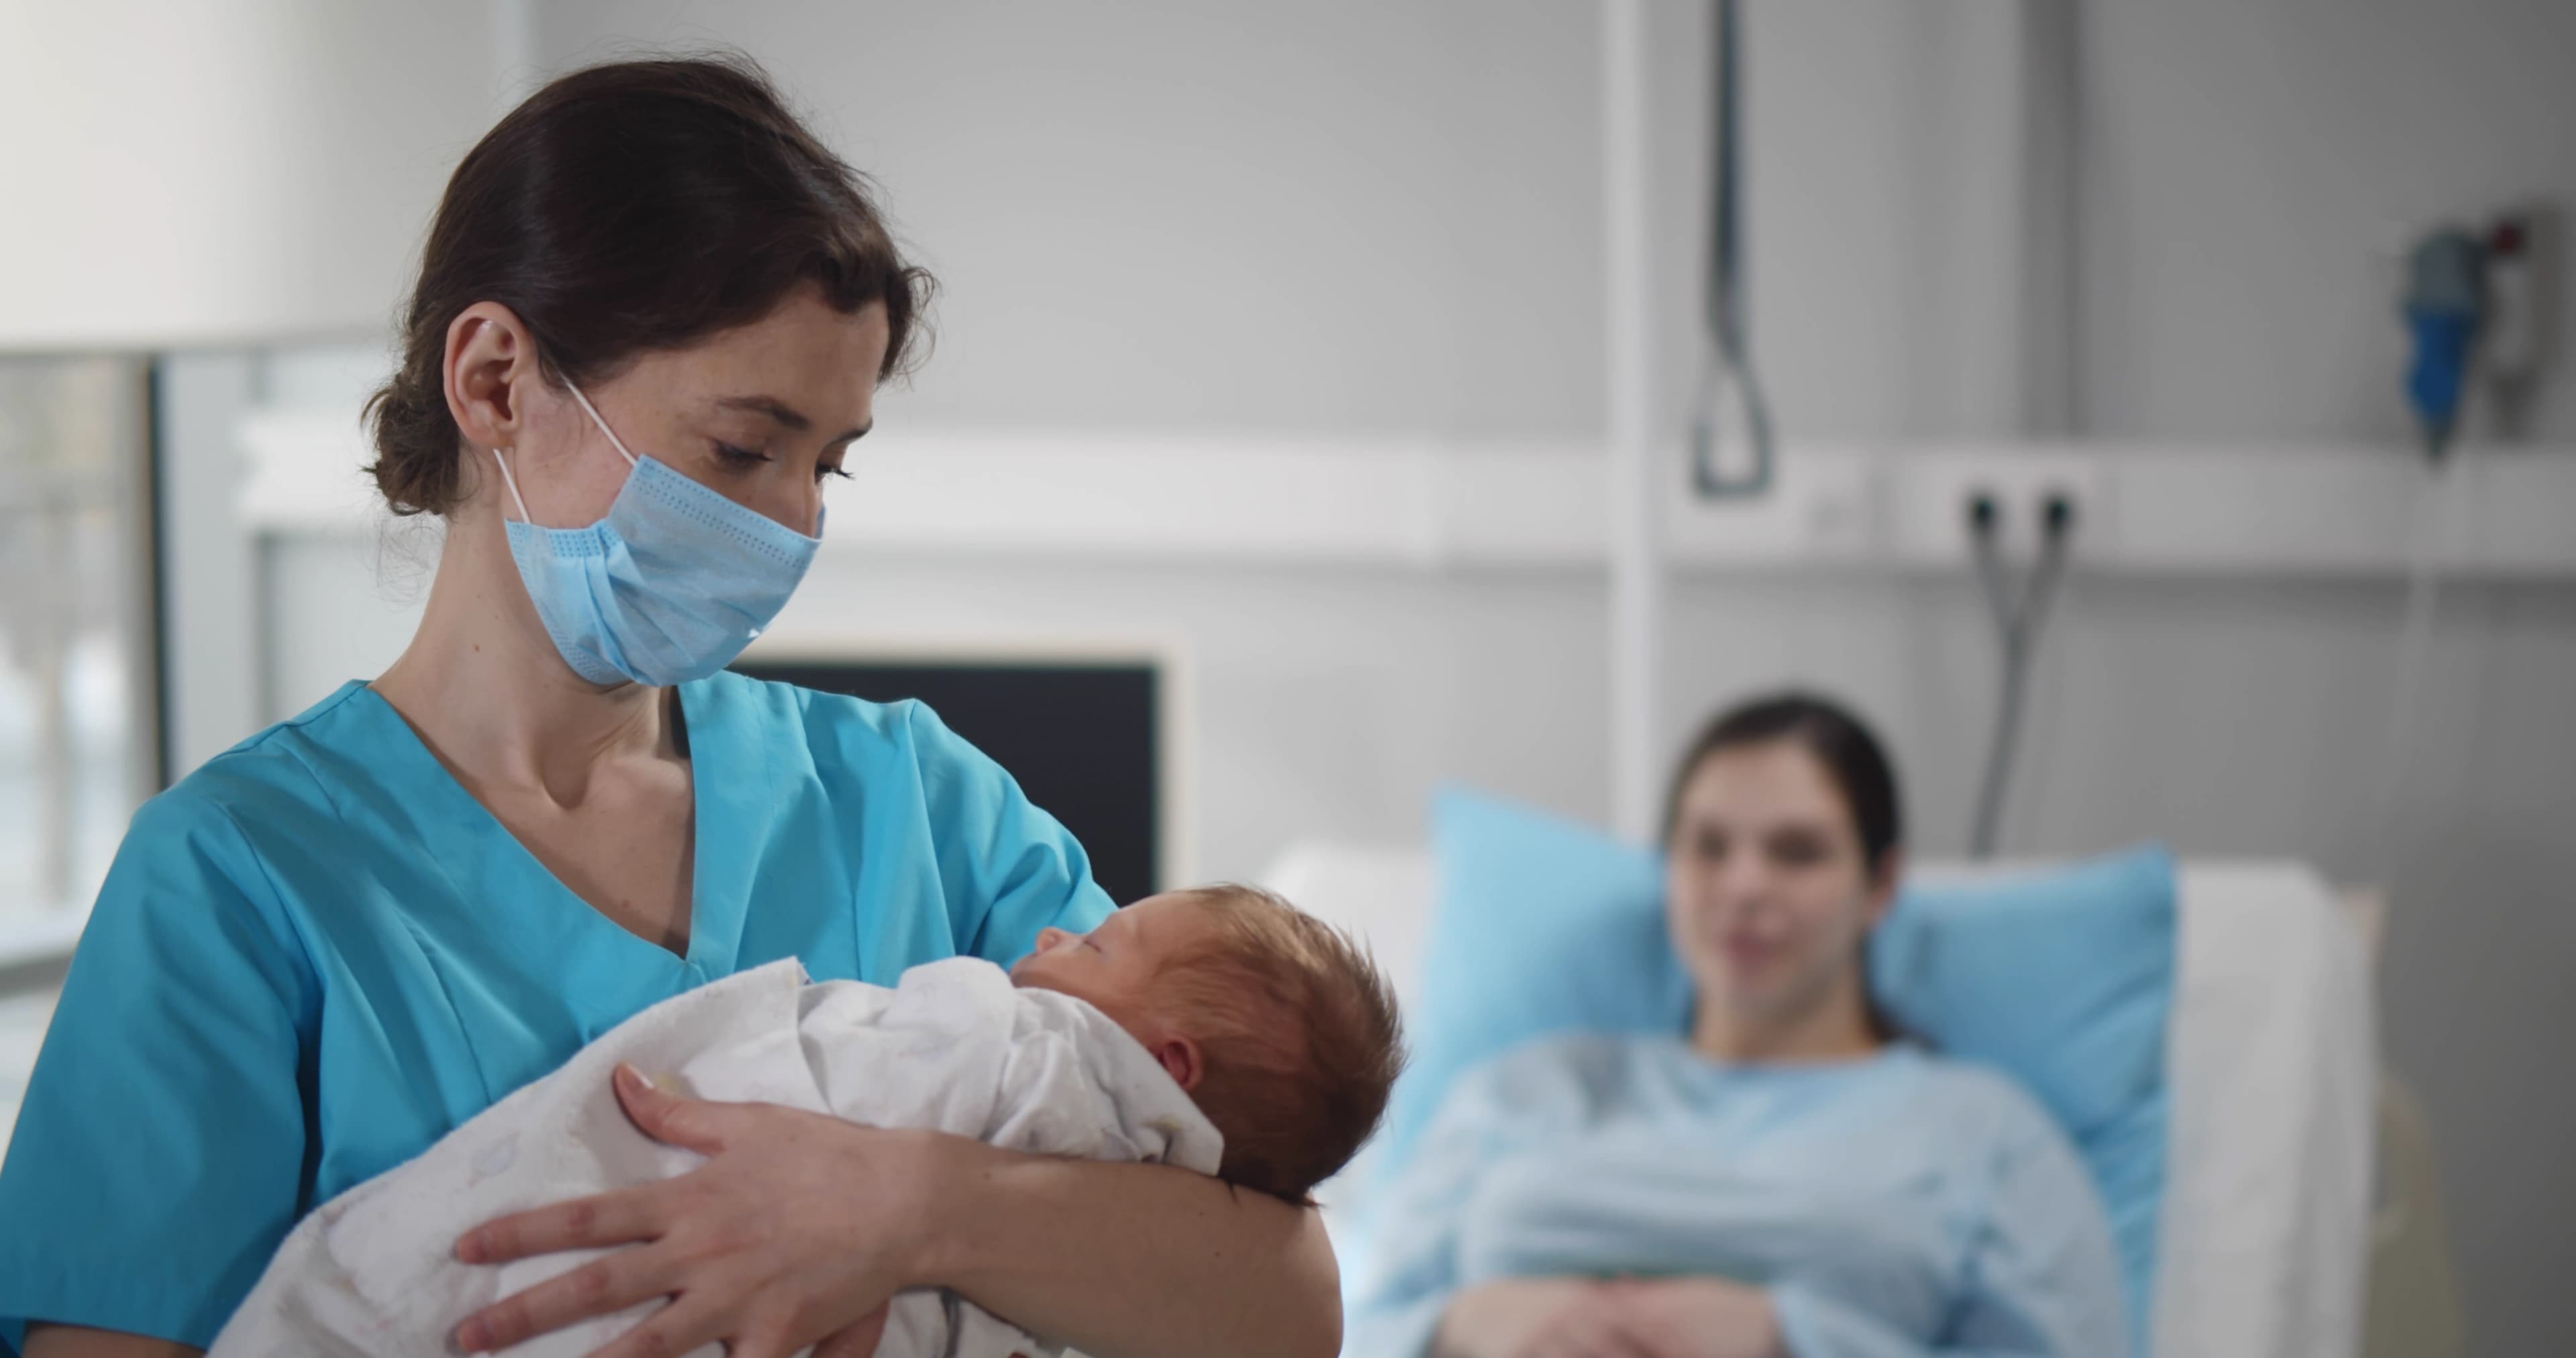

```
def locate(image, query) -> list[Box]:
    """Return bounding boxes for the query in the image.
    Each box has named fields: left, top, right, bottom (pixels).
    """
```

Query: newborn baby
left=208, top=885, right=1403, bottom=1358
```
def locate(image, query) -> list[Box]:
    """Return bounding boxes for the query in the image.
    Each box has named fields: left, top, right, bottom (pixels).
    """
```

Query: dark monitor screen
left=730, top=658, right=1161, bottom=906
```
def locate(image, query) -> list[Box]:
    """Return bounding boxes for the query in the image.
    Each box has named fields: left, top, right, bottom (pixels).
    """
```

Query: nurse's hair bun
left=366, top=53, right=934, bottom=518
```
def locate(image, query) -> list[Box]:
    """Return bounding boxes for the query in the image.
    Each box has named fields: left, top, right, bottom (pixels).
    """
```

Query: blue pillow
left=1383, top=788, right=2175, bottom=1341
left=1874, top=847, right=2176, bottom=1345
left=1379, top=789, right=1690, bottom=1169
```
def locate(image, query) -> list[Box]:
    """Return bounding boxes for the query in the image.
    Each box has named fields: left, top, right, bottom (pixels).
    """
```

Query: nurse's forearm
left=922, top=1139, right=1341, bottom=1358
left=21, top=1323, right=203, bottom=1357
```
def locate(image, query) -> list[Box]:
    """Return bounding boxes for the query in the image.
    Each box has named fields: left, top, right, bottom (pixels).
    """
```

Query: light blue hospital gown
left=0, top=672, right=1114, bottom=1353
left=1346, top=1033, right=2128, bottom=1358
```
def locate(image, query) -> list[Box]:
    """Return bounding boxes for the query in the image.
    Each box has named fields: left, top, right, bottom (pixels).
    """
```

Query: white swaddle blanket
left=208, top=956, right=1224, bottom=1358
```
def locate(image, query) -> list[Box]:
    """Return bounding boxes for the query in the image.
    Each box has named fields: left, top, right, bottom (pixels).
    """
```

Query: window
left=0, top=357, right=159, bottom=923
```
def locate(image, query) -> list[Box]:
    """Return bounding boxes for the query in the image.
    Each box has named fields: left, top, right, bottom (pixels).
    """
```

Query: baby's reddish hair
left=1152, top=885, right=1404, bottom=1204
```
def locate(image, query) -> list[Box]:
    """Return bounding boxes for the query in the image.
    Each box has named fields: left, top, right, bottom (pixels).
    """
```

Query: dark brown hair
left=1153, top=885, right=1405, bottom=1205
left=366, top=54, right=933, bottom=517
left=1661, top=691, right=1904, bottom=879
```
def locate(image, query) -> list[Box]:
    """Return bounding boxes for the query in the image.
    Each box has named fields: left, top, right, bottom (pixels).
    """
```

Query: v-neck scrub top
left=0, top=672, right=1116, bottom=1351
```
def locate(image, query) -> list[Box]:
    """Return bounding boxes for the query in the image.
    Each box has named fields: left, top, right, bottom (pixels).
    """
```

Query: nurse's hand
left=448, top=1063, right=930, bottom=1358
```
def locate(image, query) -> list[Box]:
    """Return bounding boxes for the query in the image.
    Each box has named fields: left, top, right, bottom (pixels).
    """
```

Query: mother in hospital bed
left=1346, top=694, right=2129, bottom=1358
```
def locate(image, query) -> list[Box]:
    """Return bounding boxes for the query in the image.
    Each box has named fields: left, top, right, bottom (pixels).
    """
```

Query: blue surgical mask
left=488, top=384, right=821, bottom=687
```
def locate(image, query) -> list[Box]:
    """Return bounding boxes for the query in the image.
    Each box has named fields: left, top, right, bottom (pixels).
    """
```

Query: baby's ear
left=1153, top=1035, right=1204, bottom=1092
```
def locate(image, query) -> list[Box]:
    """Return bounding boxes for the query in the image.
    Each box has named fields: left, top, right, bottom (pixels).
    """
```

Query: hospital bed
left=1264, top=844, right=2454, bottom=1358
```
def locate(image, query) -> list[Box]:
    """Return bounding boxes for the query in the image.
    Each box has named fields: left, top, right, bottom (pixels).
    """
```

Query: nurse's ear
left=443, top=300, right=545, bottom=460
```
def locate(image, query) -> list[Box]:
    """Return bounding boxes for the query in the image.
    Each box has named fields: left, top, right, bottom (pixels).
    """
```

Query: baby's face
left=1008, top=892, right=1214, bottom=1030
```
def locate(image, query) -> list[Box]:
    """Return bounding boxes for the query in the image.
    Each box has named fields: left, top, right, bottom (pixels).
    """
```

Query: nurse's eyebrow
left=714, top=394, right=871, bottom=442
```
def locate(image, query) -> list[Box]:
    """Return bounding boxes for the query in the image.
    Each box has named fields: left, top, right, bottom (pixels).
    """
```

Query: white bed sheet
left=2155, top=862, right=2375, bottom=1358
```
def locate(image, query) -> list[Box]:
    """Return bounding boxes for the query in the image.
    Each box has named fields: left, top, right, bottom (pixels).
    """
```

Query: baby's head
left=1009, top=885, right=1403, bottom=1204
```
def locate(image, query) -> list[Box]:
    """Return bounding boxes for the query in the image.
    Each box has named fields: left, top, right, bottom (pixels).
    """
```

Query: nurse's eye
left=816, top=461, right=853, bottom=484
left=712, top=441, right=771, bottom=469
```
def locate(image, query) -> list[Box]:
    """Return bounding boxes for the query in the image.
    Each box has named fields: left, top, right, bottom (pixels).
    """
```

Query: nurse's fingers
left=453, top=1246, right=678, bottom=1354
left=456, top=1182, right=661, bottom=1263
left=578, top=1288, right=882, bottom=1358
left=582, top=1290, right=835, bottom=1358
left=571, top=1290, right=733, bottom=1358
left=615, top=1061, right=753, bottom=1154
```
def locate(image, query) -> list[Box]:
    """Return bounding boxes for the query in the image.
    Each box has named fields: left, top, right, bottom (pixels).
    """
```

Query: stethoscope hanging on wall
left=1690, top=0, right=1776, bottom=499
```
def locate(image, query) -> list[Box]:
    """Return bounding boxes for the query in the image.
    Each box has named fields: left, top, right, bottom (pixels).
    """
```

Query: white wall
left=0, top=1, right=510, bottom=351
left=539, top=0, right=1610, bottom=439
left=216, top=0, right=2576, bottom=1350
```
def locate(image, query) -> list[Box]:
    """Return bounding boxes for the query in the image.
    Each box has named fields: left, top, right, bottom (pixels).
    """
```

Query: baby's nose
left=1036, top=927, right=1071, bottom=952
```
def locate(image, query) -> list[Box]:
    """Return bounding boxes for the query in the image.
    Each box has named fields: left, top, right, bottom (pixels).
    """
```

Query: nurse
left=0, top=57, right=1338, bottom=1358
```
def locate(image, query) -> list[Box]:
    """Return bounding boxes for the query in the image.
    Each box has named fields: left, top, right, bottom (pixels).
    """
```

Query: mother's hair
left=1659, top=691, right=1905, bottom=879
left=366, top=53, right=935, bottom=518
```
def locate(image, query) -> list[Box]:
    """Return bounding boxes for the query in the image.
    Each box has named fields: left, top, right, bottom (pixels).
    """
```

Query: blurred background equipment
left=0, top=359, right=157, bottom=954
left=2402, top=226, right=2491, bottom=465
left=1966, top=489, right=2077, bottom=860
left=733, top=653, right=1171, bottom=905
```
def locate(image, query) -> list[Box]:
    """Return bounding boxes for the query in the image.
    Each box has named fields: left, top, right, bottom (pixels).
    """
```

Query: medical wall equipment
left=2401, top=229, right=2488, bottom=465
left=1966, top=490, right=2076, bottom=860
left=2400, top=208, right=2556, bottom=462
left=1686, top=0, right=1774, bottom=500
left=2474, top=208, right=2556, bottom=439
left=2375, top=206, right=2555, bottom=885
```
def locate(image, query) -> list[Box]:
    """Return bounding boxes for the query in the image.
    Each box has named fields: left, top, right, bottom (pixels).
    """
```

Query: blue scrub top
left=0, top=672, right=1114, bottom=1351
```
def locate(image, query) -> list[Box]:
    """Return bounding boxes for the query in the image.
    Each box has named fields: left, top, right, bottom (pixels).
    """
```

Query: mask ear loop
left=564, top=383, right=643, bottom=470
left=488, top=448, right=534, bottom=523
left=488, top=384, right=640, bottom=525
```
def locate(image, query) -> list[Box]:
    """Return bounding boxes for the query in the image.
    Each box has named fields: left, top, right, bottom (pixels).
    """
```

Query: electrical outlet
left=1886, top=450, right=2109, bottom=564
